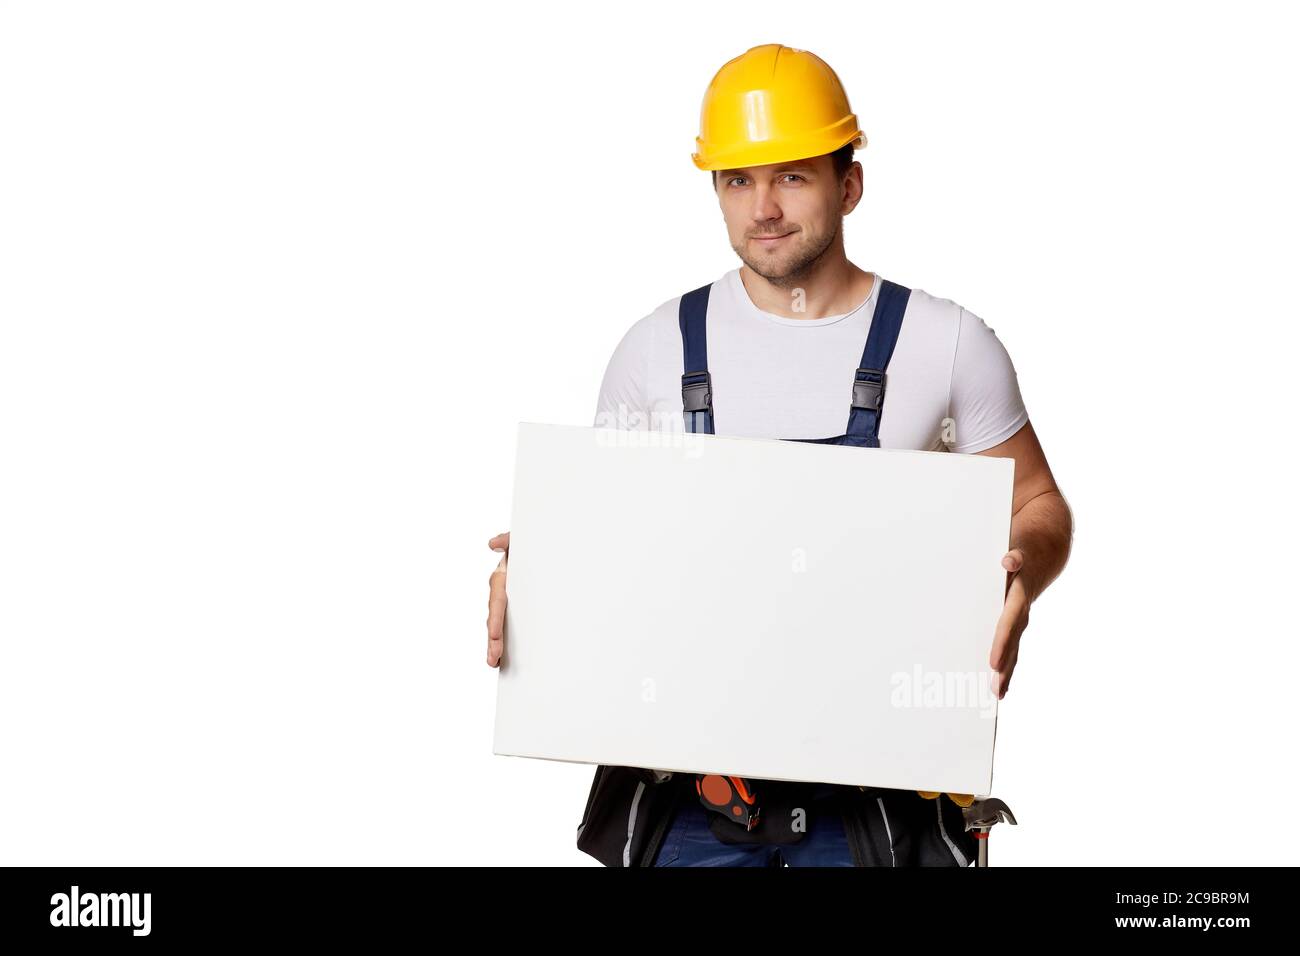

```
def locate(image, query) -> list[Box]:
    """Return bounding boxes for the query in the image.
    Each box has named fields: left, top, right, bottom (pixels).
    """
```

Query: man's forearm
left=1008, top=491, right=1073, bottom=604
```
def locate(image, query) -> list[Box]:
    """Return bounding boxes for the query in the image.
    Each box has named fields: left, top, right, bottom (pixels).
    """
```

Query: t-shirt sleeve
left=592, top=314, right=654, bottom=430
left=946, top=306, right=1030, bottom=453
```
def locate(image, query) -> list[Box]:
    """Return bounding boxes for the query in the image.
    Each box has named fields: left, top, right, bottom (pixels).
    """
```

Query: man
left=486, top=43, right=1072, bottom=866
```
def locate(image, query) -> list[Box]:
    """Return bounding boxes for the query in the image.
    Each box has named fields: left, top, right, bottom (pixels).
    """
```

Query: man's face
left=714, top=152, right=856, bottom=286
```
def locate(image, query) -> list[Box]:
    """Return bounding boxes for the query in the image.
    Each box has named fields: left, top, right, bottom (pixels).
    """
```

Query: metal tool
left=961, top=797, right=1017, bottom=867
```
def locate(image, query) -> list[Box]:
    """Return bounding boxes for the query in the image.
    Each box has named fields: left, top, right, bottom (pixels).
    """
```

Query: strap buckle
left=851, top=367, right=885, bottom=411
left=681, top=370, right=713, bottom=413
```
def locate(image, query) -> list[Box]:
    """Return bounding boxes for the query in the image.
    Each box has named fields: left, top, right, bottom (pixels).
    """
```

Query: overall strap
left=843, top=279, right=912, bottom=447
left=678, top=283, right=715, bottom=434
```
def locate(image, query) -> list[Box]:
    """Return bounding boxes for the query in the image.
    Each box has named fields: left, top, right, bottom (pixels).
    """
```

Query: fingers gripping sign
left=989, top=547, right=1029, bottom=700
left=486, top=532, right=510, bottom=668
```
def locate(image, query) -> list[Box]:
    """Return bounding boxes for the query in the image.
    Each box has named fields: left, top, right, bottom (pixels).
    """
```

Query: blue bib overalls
left=656, top=277, right=913, bottom=866
left=678, top=277, right=911, bottom=445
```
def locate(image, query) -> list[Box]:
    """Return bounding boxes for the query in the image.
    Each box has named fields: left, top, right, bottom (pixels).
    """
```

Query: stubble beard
left=734, top=216, right=842, bottom=291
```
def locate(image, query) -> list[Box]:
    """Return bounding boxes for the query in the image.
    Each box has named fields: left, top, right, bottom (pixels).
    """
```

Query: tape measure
left=695, top=774, right=761, bottom=830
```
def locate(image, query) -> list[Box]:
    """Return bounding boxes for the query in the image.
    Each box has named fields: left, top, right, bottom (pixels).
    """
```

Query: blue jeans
left=652, top=794, right=856, bottom=867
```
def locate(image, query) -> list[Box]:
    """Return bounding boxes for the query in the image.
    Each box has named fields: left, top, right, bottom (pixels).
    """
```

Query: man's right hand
left=486, top=532, right=509, bottom=667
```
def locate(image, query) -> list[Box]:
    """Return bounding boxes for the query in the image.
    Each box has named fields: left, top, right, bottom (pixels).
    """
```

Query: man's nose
left=749, top=183, right=782, bottom=223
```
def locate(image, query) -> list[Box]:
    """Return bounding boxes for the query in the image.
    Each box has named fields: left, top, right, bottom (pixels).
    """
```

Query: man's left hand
left=989, top=547, right=1030, bottom=699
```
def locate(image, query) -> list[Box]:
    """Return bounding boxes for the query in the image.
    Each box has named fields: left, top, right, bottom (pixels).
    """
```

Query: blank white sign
left=494, top=423, right=1014, bottom=796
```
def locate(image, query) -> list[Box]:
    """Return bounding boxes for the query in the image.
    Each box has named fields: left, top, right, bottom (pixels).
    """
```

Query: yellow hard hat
left=692, top=43, right=866, bottom=171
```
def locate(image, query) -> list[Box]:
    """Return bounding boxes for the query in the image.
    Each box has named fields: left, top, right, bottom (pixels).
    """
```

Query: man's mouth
left=751, top=231, right=795, bottom=245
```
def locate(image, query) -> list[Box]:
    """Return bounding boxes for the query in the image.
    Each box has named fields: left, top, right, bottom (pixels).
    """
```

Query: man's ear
left=841, top=161, right=864, bottom=214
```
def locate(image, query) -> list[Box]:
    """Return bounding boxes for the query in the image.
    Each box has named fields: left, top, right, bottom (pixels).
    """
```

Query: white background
left=1, top=0, right=1296, bottom=866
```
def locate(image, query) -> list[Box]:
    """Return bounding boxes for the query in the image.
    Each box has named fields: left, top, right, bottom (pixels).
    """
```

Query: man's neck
left=738, top=258, right=875, bottom=320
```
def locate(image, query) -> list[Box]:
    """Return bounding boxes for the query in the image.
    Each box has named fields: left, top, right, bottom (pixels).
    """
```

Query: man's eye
left=782, top=174, right=805, bottom=183
left=727, top=177, right=747, bottom=187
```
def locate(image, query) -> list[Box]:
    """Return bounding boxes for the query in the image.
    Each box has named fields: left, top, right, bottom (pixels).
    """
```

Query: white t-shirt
left=593, top=267, right=1029, bottom=454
